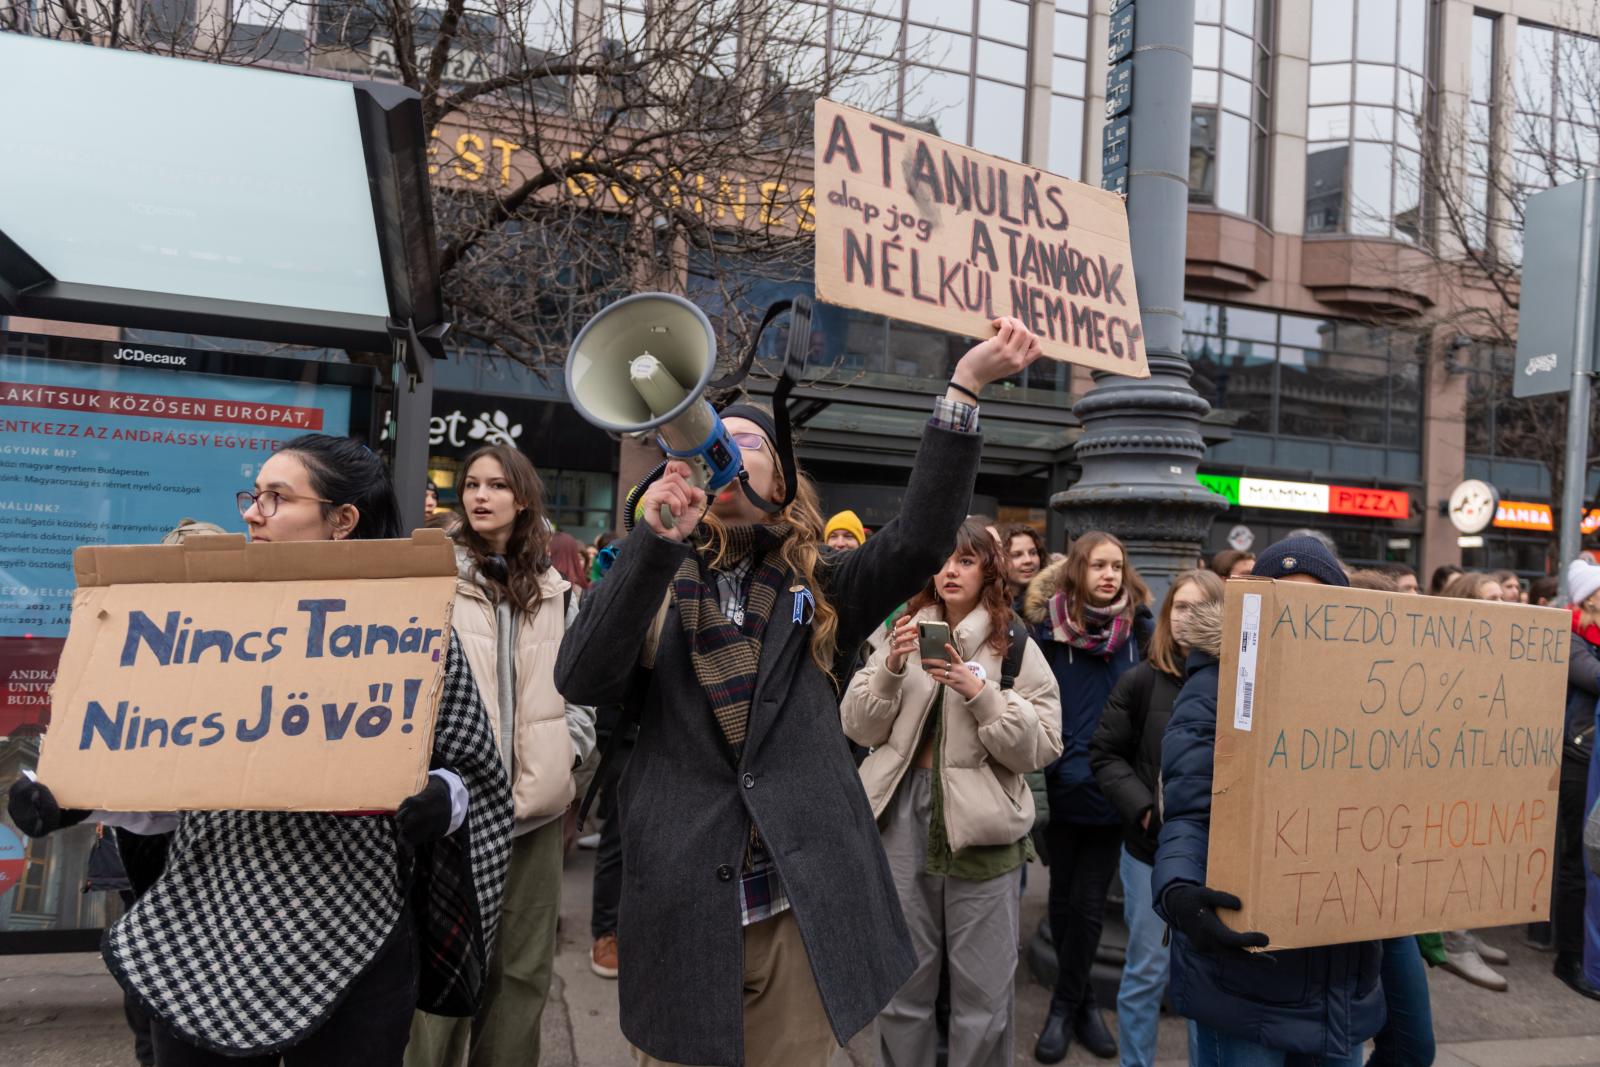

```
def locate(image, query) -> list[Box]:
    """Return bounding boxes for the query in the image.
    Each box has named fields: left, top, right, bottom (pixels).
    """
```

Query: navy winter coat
left=1022, top=560, right=1152, bottom=826
left=1154, top=644, right=1386, bottom=1058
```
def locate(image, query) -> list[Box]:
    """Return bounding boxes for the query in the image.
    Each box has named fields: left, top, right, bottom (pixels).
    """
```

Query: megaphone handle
left=659, top=500, right=679, bottom=533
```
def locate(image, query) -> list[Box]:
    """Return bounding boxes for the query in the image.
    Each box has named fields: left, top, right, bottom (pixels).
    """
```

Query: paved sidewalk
left=4, top=847, right=1598, bottom=1065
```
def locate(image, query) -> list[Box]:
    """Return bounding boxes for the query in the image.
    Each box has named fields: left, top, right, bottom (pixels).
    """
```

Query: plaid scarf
left=1048, top=590, right=1133, bottom=656
left=673, top=522, right=792, bottom=756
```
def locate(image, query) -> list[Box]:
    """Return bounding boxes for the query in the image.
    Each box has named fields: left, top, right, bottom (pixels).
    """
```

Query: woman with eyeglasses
left=9, top=434, right=514, bottom=1067
left=406, top=444, right=596, bottom=1067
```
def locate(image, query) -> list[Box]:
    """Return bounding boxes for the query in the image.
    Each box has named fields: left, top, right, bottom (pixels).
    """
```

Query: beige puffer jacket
left=452, top=546, right=596, bottom=835
left=842, top=605, right=1064, bottom=852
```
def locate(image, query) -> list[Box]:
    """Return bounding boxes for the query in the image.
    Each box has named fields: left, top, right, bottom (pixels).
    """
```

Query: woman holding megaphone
left=555, top=317, right=1043, bottom=1067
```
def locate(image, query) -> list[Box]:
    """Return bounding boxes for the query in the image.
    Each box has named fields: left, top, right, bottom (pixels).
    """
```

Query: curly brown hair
left=904, top=518, right=1016, bottom=657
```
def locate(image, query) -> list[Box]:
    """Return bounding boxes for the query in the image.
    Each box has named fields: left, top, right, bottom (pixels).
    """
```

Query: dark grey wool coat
left=555, top=424, right=980, bottom=1066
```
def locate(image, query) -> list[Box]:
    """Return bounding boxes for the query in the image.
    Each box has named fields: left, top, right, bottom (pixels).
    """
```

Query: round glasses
left=236, top=489, right=332, bottom=518
left=730, top=432, right=767, bottom=452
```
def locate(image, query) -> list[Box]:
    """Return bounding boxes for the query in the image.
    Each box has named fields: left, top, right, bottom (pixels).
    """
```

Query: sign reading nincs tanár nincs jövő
left=36, top=532, right=458, bottom=813
left=812, top=98, right=1149, bottom=379
left=1207, top=579, right=1568, bottom=949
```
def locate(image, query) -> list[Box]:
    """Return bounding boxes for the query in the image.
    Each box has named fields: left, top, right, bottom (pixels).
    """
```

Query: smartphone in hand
left=917, top=620, right=953, bottom=663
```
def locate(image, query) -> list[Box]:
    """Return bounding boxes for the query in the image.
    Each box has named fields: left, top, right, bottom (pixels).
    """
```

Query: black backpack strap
left=563, top=587, right=573, bottom=621
left=1000, top=615, right=1029, bottom=691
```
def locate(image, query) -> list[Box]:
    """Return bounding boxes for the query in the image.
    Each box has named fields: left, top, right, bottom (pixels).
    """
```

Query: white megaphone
left=565, top=292, right=743, bottom=530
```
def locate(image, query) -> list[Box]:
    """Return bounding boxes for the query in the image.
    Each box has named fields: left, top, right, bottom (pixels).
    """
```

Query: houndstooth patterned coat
left=102, top=636, right=512, bottom=1056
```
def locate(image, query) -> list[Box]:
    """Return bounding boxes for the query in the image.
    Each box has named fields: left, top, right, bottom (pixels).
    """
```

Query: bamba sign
left=812, top=99, right=1148, bottom=377
left=37, top=531, right=458, bottom=812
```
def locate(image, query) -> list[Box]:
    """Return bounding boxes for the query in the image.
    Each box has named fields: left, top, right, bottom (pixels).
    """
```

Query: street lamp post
left=1053, top=0, right=1225, bottom=596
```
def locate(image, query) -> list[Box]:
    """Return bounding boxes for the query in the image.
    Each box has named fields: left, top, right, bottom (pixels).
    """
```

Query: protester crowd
left=9, top=315, right=1600, bottom=1067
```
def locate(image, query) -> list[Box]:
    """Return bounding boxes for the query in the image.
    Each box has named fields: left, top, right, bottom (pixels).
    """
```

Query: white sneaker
left=1464, top=930, right=1510, bottom=966
left=576, top=832, right=601, bottom=850
left=1442, top=946, right=1509, bottom=991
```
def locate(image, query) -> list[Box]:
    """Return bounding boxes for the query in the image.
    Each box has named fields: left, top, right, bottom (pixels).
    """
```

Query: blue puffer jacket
left=1153, top=599, right=1385, bottom=1059
left=1023, top=559, right=1152, bottom=826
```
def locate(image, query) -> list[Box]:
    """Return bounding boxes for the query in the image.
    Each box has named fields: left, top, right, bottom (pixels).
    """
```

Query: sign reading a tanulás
left=37, top=531, right=458, bottom=813
left=812, top=98, right=1148, bottom=378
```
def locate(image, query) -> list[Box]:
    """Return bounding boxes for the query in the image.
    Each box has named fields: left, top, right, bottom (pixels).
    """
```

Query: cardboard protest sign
left=37, top=530, right=458, bottom=813
left=1207, top=579, right=1568, bottom=949
left=812, top=98, right=1147, bottom=378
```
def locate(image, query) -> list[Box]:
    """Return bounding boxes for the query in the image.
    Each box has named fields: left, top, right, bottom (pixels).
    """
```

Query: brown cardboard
left=1207, top=578, right=1568, bottom=949
left=38, top=531, right=458, bottom=813
left=812, top=98, right=1148, bottom=378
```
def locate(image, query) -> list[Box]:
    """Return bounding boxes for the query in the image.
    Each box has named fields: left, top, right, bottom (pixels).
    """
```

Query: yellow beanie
left=825, top=509, right=867, bottom=546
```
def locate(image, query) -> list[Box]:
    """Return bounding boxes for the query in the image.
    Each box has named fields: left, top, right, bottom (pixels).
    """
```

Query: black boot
left=1075, top=998, right=1119, bottom=1060
left=1033, top=1004, right=1071, bottom=1064
left=1554, top=953, right=1600, bottom=1001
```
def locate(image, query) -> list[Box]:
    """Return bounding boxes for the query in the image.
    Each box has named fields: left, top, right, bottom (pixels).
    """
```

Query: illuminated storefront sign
left=1491, top=500, right=1600, bottom=534
left=1197, top=474, right=1411, bottom=521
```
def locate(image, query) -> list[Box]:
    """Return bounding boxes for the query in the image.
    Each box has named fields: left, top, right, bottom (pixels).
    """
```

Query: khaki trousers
left=405, top=817, right=565, bottom=1067
left=876, top=769, right=1020, bottom=1067
left=634, top=909, right=838, bottom=1067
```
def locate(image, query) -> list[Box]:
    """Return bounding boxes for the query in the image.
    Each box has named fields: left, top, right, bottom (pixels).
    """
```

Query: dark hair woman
left=1207, top=548, right=1255, bottom=579
left=555, top=318, right=1044, bottom=1066
left=8, top=434, right=513, bottom=1067
left=999, top=522, right=1047, bottom=603
left=1022, top=530, right=1154, bottom=1063
left=407, top=444, right=596, bottom=1066
left=1090, top=568, right=1223, bottom=1067
left=842, top=519, right=1062, bottom=1065
left=1429, top=563, right=1464, bottom=595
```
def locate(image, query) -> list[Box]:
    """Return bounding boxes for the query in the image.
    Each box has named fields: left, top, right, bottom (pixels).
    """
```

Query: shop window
left=1304, top=0, right=1432, bottom=241
left=1505, top=21, right=1600, bottom=263
left=1183, top=300, right=1422, bottom=450
left=16, top=834, right=52, bottom=915
left=142, top=0, right=198, bottom=47
left=1191, top=0, right=1272, bottom=218
left=228, top=0, right=309, bottom=61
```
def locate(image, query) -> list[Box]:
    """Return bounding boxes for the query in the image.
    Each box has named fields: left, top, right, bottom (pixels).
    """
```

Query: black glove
left=1162, top=883, right=1270, bottom=955
left=8, top=778, right=91, bottom=838
left=395, top=776, right=454, bottom=848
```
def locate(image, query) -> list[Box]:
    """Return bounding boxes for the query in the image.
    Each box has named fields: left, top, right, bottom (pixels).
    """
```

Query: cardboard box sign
left=37, top=530, right=458, bottom=813
left=1207, top=579, right=1568, bottom=949
left=812, top=98, right=1149, bottom=378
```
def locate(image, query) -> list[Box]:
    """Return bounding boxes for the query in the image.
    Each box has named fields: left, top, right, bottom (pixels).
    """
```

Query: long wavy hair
left=904, top=518, right=1015, bottom=657
left=1148, top=569, right=1224, bottom=678
left=1058, top=530, right=1151, bottom=626
left=700, top=466, right=839, bottom=676
left=454, top=444, right=551, bottom=617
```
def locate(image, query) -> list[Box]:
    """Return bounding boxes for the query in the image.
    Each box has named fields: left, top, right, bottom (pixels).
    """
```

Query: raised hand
left=951, top=316, right=1046, bottom=394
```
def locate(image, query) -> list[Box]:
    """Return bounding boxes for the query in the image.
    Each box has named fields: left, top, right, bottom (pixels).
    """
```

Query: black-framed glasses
left=236, top=489, right=332, bottom=518
left=731, top=432, right=767, bottom=453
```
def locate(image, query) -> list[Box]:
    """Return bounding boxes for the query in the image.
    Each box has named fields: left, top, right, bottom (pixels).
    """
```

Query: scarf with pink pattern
left=1048, top=591, right=1133, bottom=656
